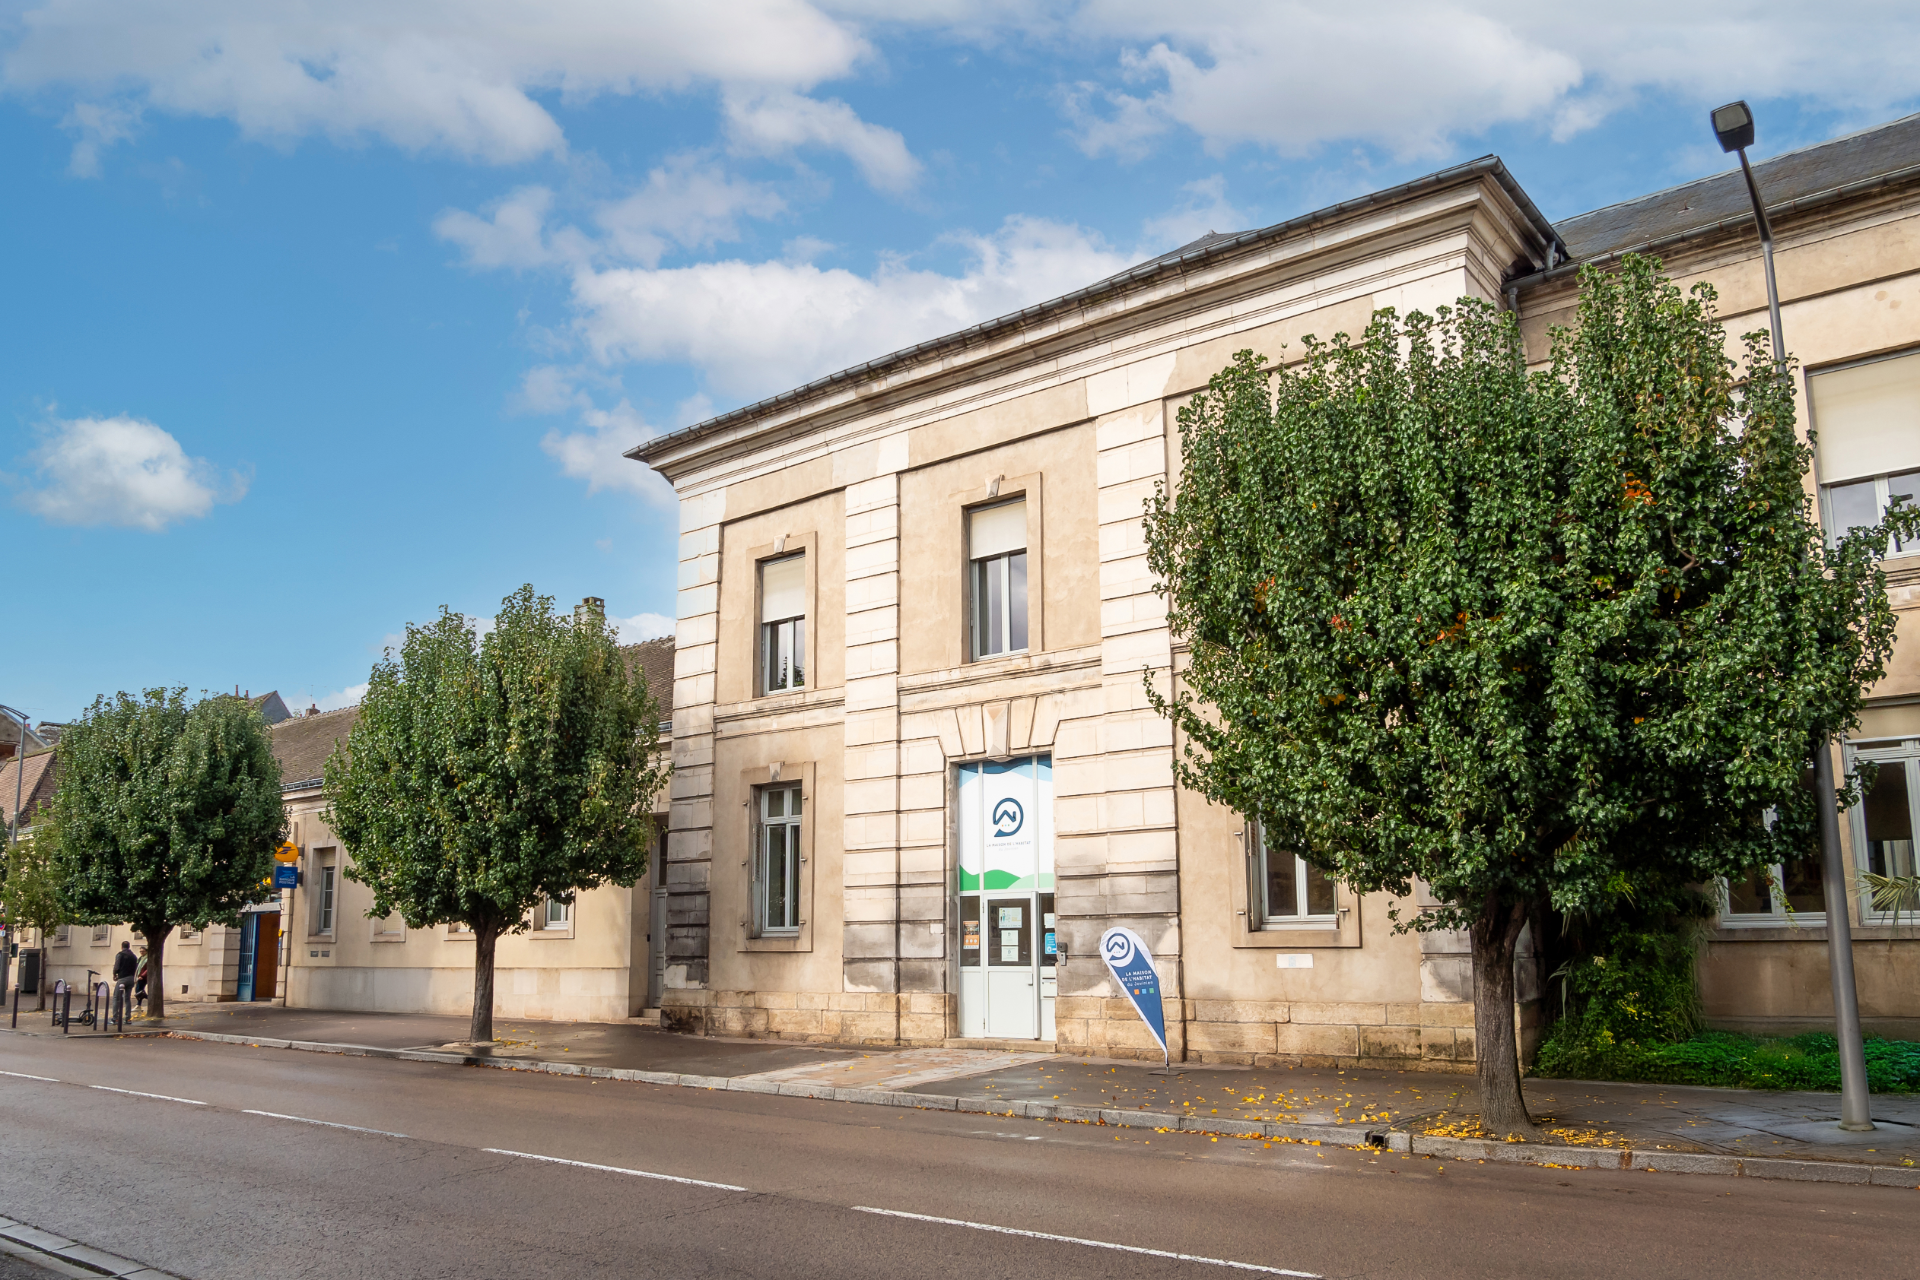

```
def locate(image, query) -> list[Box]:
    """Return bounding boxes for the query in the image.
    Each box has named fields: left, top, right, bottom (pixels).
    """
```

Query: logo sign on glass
left=1099, top=926, right=1168, bottom=1066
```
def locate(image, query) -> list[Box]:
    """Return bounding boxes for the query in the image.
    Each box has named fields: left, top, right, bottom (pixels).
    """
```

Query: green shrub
left=1535, top=1028, right=1920, bottom=1092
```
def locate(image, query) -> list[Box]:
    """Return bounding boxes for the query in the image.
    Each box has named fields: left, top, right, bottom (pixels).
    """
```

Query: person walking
left=133, top=945, right=150, bottom=1013
left=111, top=941, right=137, bottom=1018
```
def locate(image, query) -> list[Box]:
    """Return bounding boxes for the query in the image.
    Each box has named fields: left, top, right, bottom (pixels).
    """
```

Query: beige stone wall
left=642, top=170, right=1556, bottom=1060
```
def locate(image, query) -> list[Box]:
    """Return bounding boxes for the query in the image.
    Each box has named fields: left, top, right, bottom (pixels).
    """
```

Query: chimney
left=575, top=596, right=606, bottom=626
left=307, top=704, right=320, bottom=718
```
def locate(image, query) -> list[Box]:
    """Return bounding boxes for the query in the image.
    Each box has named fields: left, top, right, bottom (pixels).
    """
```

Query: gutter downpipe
left=1732, top=144, right=1874, bottom=1133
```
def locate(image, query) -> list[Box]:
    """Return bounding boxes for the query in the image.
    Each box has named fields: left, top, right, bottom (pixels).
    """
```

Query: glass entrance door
left=956, top=757, right=1055, bottom=1040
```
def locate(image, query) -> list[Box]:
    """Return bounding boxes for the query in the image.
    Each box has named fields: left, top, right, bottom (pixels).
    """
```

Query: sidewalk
left=16, top=1002, right=1917, bottom=1185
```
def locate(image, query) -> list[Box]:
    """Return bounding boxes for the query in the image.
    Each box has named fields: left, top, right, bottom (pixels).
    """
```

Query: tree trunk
left=1470, top=895, right=1538, bottom=1139
left=470, top=922, right=499, bottom=1044
left=142, top=924, right=172, bottom=1022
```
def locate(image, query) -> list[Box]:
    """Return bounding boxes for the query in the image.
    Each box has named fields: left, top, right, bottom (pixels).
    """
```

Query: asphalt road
left=0, top=1034, right=1911, bottom=1280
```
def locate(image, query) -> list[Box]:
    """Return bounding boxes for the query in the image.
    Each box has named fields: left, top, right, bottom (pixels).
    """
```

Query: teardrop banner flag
left=1099, top=926, right=1168, bottom=1067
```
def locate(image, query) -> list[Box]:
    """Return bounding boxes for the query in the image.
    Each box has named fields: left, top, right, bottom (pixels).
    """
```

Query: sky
left=4, top=1, right=1919, bottom=726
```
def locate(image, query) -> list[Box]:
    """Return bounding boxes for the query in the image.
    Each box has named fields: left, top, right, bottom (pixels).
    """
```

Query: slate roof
left=0, top=749, right=58, bottom=831
left=625, top=636, right=675, bottom=715
left=1552, top=112, right=1920, bottom=266
left=270, top=705, right=360, bottom=792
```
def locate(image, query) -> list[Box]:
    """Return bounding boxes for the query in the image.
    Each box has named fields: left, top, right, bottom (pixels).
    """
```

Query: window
left=1851, top=742, right=1919, bottom=922
left=53, top=925, right=70, bottom=945
left=372, top=912, right=404, bottom=940
left=314, top=858, right=336, bottom=935
left=1810, top=351, right=1920, bottom=558
left=543, top=897, right=572, bottom=930
left=1721, top=775, right=1826, bottom=925
left=755, top=784, right=802, bottom=934
left=760, top=553, right=806, bottom=693
left=91, top=924, right=111, bottom=944
left=969, top=500, right=1028, bottom=660
left=1252, top=822, right=1337, bottom=925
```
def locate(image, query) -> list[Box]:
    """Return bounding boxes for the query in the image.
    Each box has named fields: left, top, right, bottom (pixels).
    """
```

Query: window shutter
left=760, top=555, right=805, bottom=623
left=1810, top=351, right=1920, bottom=483
left=969, top=500, right=1027, bottom=559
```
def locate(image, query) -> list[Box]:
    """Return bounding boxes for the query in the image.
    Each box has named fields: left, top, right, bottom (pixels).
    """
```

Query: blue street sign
left=1099, top=926, right=1167, bottom=1066
left=273, top=864, right=299, bottom=890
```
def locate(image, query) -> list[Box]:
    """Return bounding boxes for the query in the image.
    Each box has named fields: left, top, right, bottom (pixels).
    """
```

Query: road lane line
left=0, top=1071, right=59, bottom=1082
left=243, top=1109, right=408, bottom=1138
left=87, top=1085, right=205, bottom=1105
left=482, top=1148, right=747, bottom=1192
left=850, top=1206, right=1319, bottom=1277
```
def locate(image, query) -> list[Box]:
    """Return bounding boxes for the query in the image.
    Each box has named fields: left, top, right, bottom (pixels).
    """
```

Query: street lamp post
left=1712, top=100, right=1874, bottom=1133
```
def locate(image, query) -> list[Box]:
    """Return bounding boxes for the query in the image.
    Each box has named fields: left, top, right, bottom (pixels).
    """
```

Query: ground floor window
left=1252, top=821, right=1336, bottom=925
left=1851, top=740, right=1919, bottom=922
left=756, top=783, right=801, bottom=934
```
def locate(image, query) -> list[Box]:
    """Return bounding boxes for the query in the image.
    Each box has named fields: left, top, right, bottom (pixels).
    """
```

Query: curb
left=0, top=1215, right=182, bottom=1278
left=163, top=1030, right=1920, bottom=1189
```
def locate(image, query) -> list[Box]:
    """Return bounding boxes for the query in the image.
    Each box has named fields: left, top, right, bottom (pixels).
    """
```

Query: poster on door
left=982, top=763, right=1035, bottom=882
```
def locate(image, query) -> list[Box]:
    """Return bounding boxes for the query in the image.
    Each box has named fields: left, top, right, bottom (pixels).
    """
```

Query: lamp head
left=1712, top=101, right=1755, bottom=153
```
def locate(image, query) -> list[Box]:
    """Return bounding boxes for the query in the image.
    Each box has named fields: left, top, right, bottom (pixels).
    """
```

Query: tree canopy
left=324, top=585, right=669, bottom=1043
left=1144, top=257, right=1910, bottom=1134
left=46, top=688, right=285, bottom=1019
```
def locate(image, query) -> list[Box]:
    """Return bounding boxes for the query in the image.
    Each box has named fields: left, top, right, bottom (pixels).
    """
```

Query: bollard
left=10, top=982, right=16, bottom=1029
left=60, top=985, right=71, bottom=1034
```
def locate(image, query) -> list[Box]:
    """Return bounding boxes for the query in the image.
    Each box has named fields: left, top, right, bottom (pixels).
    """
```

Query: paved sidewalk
left=911, top=1056, right=1920, bottom=1168
left=15, top=1001, right=1916, bottom=1180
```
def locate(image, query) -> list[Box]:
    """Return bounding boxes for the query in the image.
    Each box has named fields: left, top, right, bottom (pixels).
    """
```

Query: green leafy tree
left=46, top=690, right=286, bottom=1021
left=8, top=797, right=70, bottom=1010
left=1144, top=257, right=1910, bottom=1136
left=324, top=585, right=669, bottom=1044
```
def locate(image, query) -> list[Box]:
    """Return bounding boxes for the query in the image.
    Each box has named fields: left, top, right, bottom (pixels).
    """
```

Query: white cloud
left=314, top=682, right=368, bottom=712
left=1056, top=2, right=1920, bottom=159
left=4, top=0, right=877, bottom=169
left=1139, top=174, right=1248, bottom=252
left=723, top=89, right=921, bottom=192
left=62, top=99, right=141, bottom=177
left=612, top=612, right=675, bottom=643
left=11, top=413, right=246, bottom=531
left=568, top=214, right=1131, bottom=399
left=434, top=186, right=590, bottom=270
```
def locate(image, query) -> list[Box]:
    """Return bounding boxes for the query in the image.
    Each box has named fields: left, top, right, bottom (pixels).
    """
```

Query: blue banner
left=1099, top=926, right=1167, bottom=1064
left=273, top=864, right=298, bottom=889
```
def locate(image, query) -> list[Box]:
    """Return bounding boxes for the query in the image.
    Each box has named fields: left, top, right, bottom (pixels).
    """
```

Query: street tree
left=1144, top=257, right=1909, bottom=1136
left=324, top=586, right=668, bottom=1044
left=47, top=690, right=286, bottom=1021
left=8, top=799, right=70, bottom=1010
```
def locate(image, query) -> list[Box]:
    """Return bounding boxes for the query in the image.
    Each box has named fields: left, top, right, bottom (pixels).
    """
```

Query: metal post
left=1734, top=143, right=1874, bottom=1133
left=3, top=704, right=27, bottom=1001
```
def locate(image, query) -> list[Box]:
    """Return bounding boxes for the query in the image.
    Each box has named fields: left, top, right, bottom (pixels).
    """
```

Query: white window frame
left=759, top=553, right=807, bottom=694
left=313, top=858, right=336, bottom=937
left=754, top=783, right=803, bottom=936
left=91, top=924, right=111, bottom=945
left=542, top=896, right=572, bottom=931
left=1820, top=470, right=1920, bottom=559
left=968, top=499, right=1029, bottom=662
left=1847, top=739, right=1920, bottom=926
left=1249, top=821, right=1339, bottom=928
left=53, top=925, right=70, bottom=946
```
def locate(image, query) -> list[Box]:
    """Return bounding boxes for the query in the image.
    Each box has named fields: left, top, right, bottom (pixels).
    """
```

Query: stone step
left=943, top=1037, right=1057, bottom=1053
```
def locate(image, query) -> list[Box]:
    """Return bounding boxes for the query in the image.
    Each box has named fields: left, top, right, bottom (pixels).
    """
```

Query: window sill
left=532, top=928, right=575, bottom=940
left=742, top=929, right=809, bottom=953
left=369, top=934, right=407, bottom=944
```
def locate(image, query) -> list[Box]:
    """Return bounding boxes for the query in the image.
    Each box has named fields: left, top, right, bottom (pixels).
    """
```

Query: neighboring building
left=266, top=631, right=677, bottom=1022
left=632, top=114, right=1920, bottom=1062
left=0, top=720, right=50, bottom=761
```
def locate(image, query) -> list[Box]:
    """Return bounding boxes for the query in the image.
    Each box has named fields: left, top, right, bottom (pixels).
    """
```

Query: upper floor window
left=1810, top=350, right=1920, bottom=558
left=756, top=784, right=802, bottom=934
left=1251, top=821, right=1337, bottom=925
left=760, top=553, right=806, bottom=693
left=543, top=896, right=572, bottom=930
left=969, top=499, right=1028, bottom=660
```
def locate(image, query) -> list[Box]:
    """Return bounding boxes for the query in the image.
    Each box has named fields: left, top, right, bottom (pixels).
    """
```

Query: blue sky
left=4, top=2, right=1918, bottom=726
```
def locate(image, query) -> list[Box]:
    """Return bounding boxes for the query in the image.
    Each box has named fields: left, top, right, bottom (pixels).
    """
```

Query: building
left=631, top=114, right=1920, bottom=1062
left=265, top=632, right=678, bottom=1022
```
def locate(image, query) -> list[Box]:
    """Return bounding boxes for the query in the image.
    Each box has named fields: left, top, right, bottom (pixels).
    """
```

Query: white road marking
left=243, top=1109, right=408, bottom=1138
left=482, top=1148, right=747, bottom=1192
left=851, top=1206, right=1319, bottom=1277
left=0, top=1070, right=59, bottom=1082
left=87, top=1085, right=204, bottom=1105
